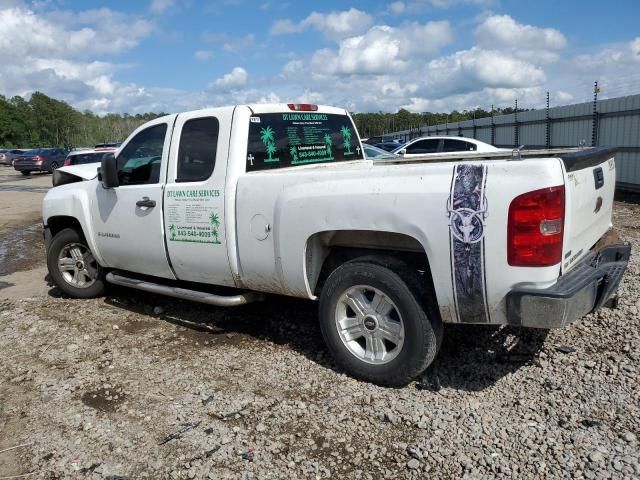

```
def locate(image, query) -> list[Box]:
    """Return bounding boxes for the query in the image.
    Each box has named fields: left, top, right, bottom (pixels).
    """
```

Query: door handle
left=136, top=197, right=156, bottom=208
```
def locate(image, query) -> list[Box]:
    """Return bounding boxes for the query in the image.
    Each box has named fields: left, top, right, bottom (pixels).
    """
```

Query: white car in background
left=393, top=136, right=505, bottom=158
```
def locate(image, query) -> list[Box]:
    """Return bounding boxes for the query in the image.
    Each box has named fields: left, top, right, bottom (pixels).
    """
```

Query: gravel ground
left=0, top=200, right=639, bottom=479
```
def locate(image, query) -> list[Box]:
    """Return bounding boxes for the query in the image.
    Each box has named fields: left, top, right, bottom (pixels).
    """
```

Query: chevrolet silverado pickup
left=42, top=103, right=630, bottom=386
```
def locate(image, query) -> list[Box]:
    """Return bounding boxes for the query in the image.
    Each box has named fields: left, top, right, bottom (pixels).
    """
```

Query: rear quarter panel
left=235, top=156, right=565, bottom=325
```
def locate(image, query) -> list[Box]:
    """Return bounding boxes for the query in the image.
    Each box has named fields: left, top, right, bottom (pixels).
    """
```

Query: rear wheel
left=21, top=170, right=30, bottom=176
left=319, top=257, right=442, bottom=387
left=47, top=228, right=105, bottom=298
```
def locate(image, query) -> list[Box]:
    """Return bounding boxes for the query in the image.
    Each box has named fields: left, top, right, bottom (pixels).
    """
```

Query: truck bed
left=377, top=146, right=616, bottom=169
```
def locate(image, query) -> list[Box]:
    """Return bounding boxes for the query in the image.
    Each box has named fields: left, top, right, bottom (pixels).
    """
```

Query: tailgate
left=561, top=147, right=617, bottom=273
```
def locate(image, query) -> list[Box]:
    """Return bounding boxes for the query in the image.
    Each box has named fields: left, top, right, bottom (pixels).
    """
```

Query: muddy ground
left=0, top=165, right=638, bottom=479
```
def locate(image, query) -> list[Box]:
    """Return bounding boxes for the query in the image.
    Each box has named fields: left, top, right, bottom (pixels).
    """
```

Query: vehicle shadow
left=92, top=286, right=548, bottom=392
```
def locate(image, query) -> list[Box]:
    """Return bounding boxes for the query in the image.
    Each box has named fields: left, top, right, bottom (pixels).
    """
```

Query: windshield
left=246, top=112, right=363, bottom=172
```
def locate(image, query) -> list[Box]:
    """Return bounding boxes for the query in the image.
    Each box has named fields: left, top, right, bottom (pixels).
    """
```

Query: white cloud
left=388, top=2, right=405, bottom=14
left=388, top=0, right=493, bottom=14
left=632, top=37, right=640, bottom=57
left=194, top=50, right=213, bottom=61
left=256, top=92, right=281, bottom=104
left=0, top=4, right=159, bottom=114
left=555, top=90, right=573, bottom=103
left=425, top=0, right=493, bottom=7
left=209, top=67, right=248, bottom=91
left=149, top=0, right=173, bottom=14
left=475, top=15, right=567, bottom=50
left=423, top=47, right=546, bottom=97
left=202, top=32, right=255, bottom=52
left=0, top=7, right=154, bottom=60
left=282, top=59, right=303, bottom=76
left=271, top=8, right=373, bottom=40
left=310, top=21, right=453, bottom=75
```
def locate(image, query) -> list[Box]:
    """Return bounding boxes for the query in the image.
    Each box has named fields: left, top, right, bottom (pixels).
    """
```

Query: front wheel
left=47, top=228, right=106, bottom=298
left=319, top=258, right=442, bottom=387
left=21, top=170, right=30, bottom=176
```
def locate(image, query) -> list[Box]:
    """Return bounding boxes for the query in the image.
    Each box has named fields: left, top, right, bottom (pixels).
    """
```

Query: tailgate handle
left=593, top=167, right=604, bottom=190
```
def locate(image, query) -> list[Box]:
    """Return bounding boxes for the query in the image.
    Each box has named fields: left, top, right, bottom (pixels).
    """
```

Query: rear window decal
left=247, top=113, right=363, bottom=172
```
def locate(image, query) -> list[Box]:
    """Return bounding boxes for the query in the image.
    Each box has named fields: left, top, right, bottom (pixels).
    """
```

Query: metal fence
left=388, top=93, right=640, bottom=191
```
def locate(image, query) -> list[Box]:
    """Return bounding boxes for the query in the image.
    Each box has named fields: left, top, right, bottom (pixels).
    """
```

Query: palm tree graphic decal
left=341, top=126, right=353, bottom=155
left=209, top=212, right=221, bottom=244
left=290, top=146, right=298, bottom=162
left=324, top=133, right=333, bottom=156
left=259, top=126, right=278, bottom=162
left=169, top=224, right=176, bottom=240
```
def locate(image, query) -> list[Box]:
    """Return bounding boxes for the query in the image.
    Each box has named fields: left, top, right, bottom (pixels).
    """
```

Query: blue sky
left=1, top=0, right=639, bottom=114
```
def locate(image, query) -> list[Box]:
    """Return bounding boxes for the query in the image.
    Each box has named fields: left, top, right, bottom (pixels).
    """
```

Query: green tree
left=266, top=142, right=278, bottom=161
left=324, top=133, right=332, bottom=155
left=289, top=146, right=298, bottom=162
left=341, top=126, right=352, bottom=154
left=209, top=212, right=221, bottom=243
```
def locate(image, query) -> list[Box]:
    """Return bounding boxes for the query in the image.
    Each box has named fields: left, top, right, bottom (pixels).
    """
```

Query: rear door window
left=176, top=117, right=219, bottom=182
left=406, top=139, right=440, bottom=154
left=442, top=139, right=477, bottom=152
left=246, top=113, right=363, bottom=172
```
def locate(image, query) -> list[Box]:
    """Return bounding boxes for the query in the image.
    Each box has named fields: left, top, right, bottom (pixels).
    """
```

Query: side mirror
left=100, top=153, right=119, bottom=189
left=398, top=148, right=407, bottom=156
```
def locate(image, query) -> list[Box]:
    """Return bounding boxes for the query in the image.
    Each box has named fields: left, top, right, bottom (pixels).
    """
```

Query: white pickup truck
left=43, top=103, right=630, bottom=386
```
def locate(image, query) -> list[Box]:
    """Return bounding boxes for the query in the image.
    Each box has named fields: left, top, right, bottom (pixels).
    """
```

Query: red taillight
left=34, top=155, right=44, bottom=164
left=287, top=103, right=318, bottom=111
left=507, top=185, right=565, bottom=267
left=63, top=158, right=71, bottom=166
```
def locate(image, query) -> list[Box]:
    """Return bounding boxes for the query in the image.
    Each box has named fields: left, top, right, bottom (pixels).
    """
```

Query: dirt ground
left=0, top=167, right=50, bottom=300
left=0, top=166, right=638, bottom=479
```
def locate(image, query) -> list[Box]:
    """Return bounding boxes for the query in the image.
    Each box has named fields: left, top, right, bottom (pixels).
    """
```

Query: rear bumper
left=507, top=229, right=630, bottom=328
left=14, top=164, right=46, bottom=172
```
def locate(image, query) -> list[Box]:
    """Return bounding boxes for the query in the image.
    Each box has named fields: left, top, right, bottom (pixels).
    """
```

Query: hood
left=52, top=163, right=100, bottom=187
left=58, top=162, right=100, bottom=180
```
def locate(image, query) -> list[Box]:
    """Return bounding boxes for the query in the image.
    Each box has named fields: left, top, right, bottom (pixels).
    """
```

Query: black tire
left=319, top=257, right=442, bottom=387
left=21, top=170, right=30, bottom=176
left=49, top=161, right=59, bottom=173
left=47, top=228, right=106, bottom=298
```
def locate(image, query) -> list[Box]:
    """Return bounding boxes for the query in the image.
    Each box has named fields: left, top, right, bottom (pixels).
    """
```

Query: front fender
left=43, top=180, right=106, bottom=266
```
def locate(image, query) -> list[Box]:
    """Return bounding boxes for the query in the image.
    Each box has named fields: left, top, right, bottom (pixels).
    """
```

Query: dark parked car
left=94, top=142, right=121, bottom=149
left=13, top=148, right=68, bottom=175
left=0, top=149, right=26, bottom=166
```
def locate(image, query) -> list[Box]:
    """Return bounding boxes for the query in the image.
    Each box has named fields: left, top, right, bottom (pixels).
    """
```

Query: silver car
left=0, top=149, right=26, bottom=166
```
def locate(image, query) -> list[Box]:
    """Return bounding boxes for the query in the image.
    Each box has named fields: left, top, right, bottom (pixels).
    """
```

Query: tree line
left=351, top=106, right=528, bottom=139
left=0, top=90, right=529, bottom=149
left=0, top=92, right=166, bottom=149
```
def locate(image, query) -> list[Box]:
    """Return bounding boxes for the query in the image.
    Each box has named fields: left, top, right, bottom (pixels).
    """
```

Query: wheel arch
left=46, top=215, right=84, bottom=238
left=305, top=230, right=443, bottom=315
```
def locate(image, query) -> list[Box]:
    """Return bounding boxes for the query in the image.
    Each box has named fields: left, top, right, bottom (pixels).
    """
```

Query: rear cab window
left=246, top=112, right=363, bottom=172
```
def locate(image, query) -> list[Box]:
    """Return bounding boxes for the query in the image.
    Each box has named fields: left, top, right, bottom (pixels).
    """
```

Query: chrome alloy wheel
left=335, top=285, right=405, bottom=365
left=57, top=243, right=98, bottom=288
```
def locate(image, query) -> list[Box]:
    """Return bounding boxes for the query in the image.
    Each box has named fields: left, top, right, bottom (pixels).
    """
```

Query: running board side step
left=105, top=272, right=263, bottom=307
